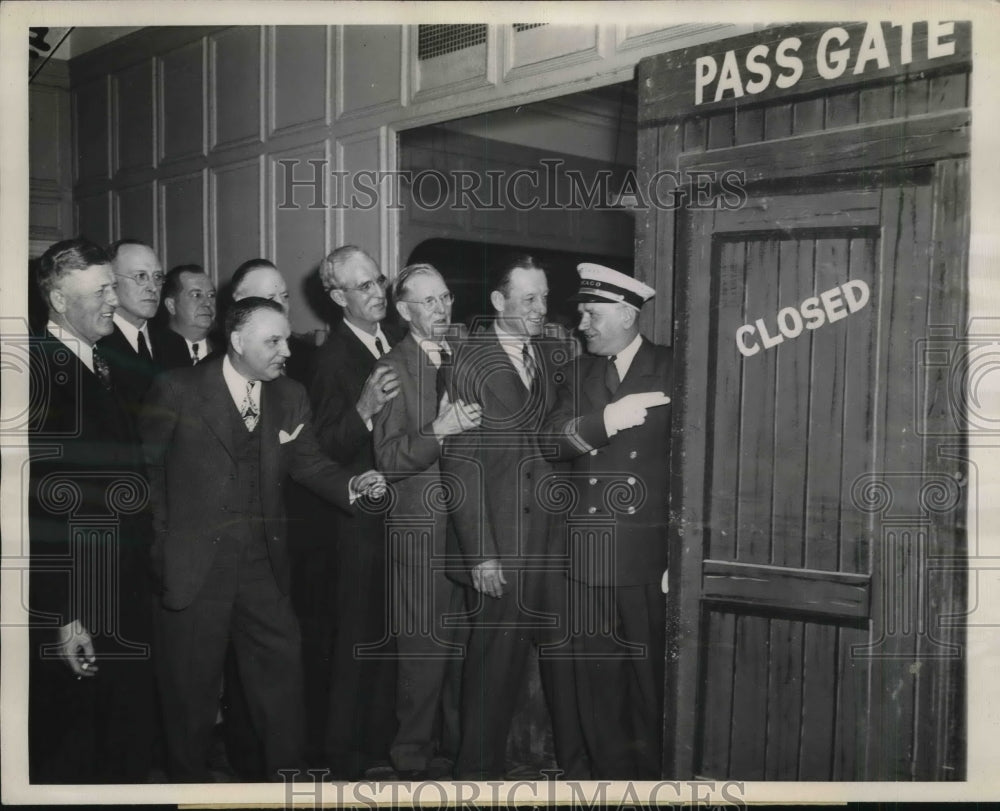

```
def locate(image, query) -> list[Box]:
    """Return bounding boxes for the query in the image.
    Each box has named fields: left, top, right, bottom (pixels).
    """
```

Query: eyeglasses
left=403, top=292, right=455, bottom=311
left=115, top=270, right=165, bottom=287
left=340, top=275, right=388, bottom=295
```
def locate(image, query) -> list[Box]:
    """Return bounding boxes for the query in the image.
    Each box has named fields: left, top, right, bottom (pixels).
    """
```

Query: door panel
left=678, top=181, right=929, bottom=780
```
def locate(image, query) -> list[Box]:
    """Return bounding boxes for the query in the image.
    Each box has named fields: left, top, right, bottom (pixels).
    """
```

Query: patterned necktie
left=436, top=344, right=453, bottom=404
left=375, top=335, right=387, bottom=357
left=191, top=342, right=200, bottom=365
left=605, top=355, right=620, bottom=396
left=92, top=346, right=113, bottom=391
left=521, top=342, right=536, bottom=390
left=137, top=330, right=152, bottom=362
left=241, top=381, right=259, bottom=432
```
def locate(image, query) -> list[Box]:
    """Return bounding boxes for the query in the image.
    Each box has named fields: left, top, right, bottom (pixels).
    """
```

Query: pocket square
left=279, top=424, right=304, bottom=444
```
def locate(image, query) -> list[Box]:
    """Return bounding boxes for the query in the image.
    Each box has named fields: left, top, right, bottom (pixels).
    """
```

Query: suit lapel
left=259, top=379, right=281, bottom=483
left=481, top=332, right=528, bottom=415
left=198, top=361, right=239, bottom=460
left=616, top=338, right=658, bottom=397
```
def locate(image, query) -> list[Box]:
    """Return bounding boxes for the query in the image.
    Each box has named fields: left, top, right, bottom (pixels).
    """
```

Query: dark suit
left=157, top=328, right=218, bottom=370
left=442, top=325, right=587, bottom=779
left=28, top=331, right=155, bottom=783
left=308, top=319, right=398, bottom=777
left=544, top=336, right=672, bottom=778
left=373, top=332, right=465, bottom=774
left=96, top=321, right=168, bottom=422
left=138, top=357, right=355, bottom=780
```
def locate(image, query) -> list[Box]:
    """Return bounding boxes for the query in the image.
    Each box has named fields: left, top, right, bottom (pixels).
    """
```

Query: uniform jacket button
left=626, top=506, right=636, bottom=515
left=587, top=506, right=597, bottom=514
left=590, top=449, right=598, bottom=456
left=588, top=477, right=598, bottom=485
left=627, top=476, right=636, bottom=485
left=629, top=450, right=638, bottom=459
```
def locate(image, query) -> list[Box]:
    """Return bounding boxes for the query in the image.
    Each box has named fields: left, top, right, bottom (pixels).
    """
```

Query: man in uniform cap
left=543, top=262, right=671, bottom=779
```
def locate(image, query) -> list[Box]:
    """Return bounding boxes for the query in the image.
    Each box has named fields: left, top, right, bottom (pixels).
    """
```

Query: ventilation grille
left=513, top=24, right=548, bottom=33
left=417, top=25, right=487, bottom=60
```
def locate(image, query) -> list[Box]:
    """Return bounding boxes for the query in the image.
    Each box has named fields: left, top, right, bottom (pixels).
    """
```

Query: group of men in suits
left=27, top=234, right=673, bottom=784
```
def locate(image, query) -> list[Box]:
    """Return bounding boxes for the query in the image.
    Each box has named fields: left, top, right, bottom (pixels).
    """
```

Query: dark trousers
left=324, top=528, right=397, bottom=778
left=29, top=639, right=155, bottom=784
left=455, top=570, right=588, bottom=780
left=155, top=533, right=305, bottom=781
left=390, top=562, right=465, bottom=773
left=572, top=581, right=666, bottom=779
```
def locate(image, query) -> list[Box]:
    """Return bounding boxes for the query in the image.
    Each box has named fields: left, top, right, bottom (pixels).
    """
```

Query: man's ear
left=163, top=296, right=177, bottom=317
left=620, top=304, right=638, bottom=329
left=329, top=288, right=347, bottom=309
left=395, top=300, right=411, bottom=323
left=489, top=289, right=505, bottom=315
left=49, top=287, right=67, bottom=315
left=230, top=330, right=243, bottom=356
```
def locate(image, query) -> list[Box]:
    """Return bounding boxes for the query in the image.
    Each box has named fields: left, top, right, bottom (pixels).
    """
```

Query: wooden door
left=667, top=167, right=967, bottom=780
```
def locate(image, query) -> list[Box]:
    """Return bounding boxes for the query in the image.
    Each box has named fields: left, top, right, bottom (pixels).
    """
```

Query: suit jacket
left=157, top=327, right=219, bottom=371
left=309, top=319, right=399, bottom=473
left=138, top=357, right=355, bottom=610
left=28, top=332, right=151, bottom=633
left=441, top=324, right=569, bottom=568
left=373, top=331, right=461, bottom=569
left=543, top=336, right=672, bottom=586
left=97, top=322, right=170, bottom=421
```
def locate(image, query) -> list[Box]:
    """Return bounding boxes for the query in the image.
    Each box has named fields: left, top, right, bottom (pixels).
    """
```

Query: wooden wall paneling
left=335, top=132, right=383, bottom=270
left=728, top=614, right=770, bottom=778
left=159, top=171, right=207, bottom=271
left=115, top=182, right=156, bottom=248
left=792, top=97, right=825, bottom=135
left=269, top=26, right=330, bottom=136
left=765, top=617, right=805, bottom=778
left=503, top=25, right=600, bottom=82
left=211, top=157, right=264, bottom=283
left=29, top=85, right=64, bottom=185
left=113, top=59, right=155, bottom=173
left=411, top=25, right=493, bottom=103
left=29, top=68, right=73, bottom=247
left=158, top=39, right=207, bottom=164
left=733, top=106, right=763, bottom=146
left=269, top=142, right=330, bottom=333
left=825, top=89, right=860, bottom=129
left=210, top=27, right=264, bottom=151
left=616, top=23, right=742, bottom=54
left=73, top=76, right=110, bottom=183
left=76, top=191, right=112, bottom=246
left=337, top=25, right=403, bottom=121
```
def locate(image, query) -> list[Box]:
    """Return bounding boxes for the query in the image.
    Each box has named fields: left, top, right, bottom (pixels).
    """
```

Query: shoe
left=426, top=757, right=454, bottom=780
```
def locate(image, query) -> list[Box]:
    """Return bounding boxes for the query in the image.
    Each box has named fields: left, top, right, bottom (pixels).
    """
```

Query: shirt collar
left=47, top=320, right=94, bottom=373
left=222, top=354, right=258, bottom=410
left=612, top=333, right=643, bottom=380
left=413, top=333, right=450, bottom=366
left=343, top=317, right=388, bottom=359
left=493, top=321, right=529, bottom=350
left=112, top=311, right=150, bottom=355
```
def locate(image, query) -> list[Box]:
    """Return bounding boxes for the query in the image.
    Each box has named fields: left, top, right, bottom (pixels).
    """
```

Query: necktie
left=375, top=335, right=388, bottom=357
left=436, top=345, right=452, bottom=404
left=605, top=355, right=620, bottom=396
left=191, top=342, right=200, bottom=365
left=241, top=381, right=259, bottom=432
left=93, top=346, right=113, bottom=391
left=137, top=330, right=152, bottom=363
left=521, top=342, right=536, bottom=390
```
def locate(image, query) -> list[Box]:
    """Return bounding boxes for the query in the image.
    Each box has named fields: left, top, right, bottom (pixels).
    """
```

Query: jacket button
left=588, top=477, right=597, bottom=486
left=629, top=450, right=638, bottom=459
left=589, top=449, right=598, bottom=456
left=587, top=506, right=597, bottom=514
left=626, top=506, right=636, bottom=515
left=627, top=476, right=636, bottom=485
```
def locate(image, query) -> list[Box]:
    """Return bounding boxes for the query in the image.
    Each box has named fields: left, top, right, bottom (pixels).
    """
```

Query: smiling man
left=373, top=263, right=482, bottom=778
left=28, top=237, right=156, bottom=783
left=544, top=262, right=672, bottom=779
left=139, top=296, right=386, bottom=781
left=442, top=253, right=588, bottom=780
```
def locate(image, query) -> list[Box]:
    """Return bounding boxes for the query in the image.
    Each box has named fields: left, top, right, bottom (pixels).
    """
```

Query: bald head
left=232, top=263, right=290, bottom=314
left=109, top=241, right=163, bottom=327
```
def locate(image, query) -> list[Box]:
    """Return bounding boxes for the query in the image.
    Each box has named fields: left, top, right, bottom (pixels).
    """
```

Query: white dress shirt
left=222, top=355, right=259, bottom=416
left=493, top=322, right=536, bottom=389
left=342, top=317, right=391, bottom=360
left=611, top=332, right=643, bottom=381
left=112, top=311, right=153, bottom=357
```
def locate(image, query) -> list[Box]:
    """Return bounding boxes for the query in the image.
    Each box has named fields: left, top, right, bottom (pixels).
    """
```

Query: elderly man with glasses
left=96, top=238, right=168, bottom=421
left=308, top=244, right=401, bottom=779
left=372, top=263, right=482, bottom=779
